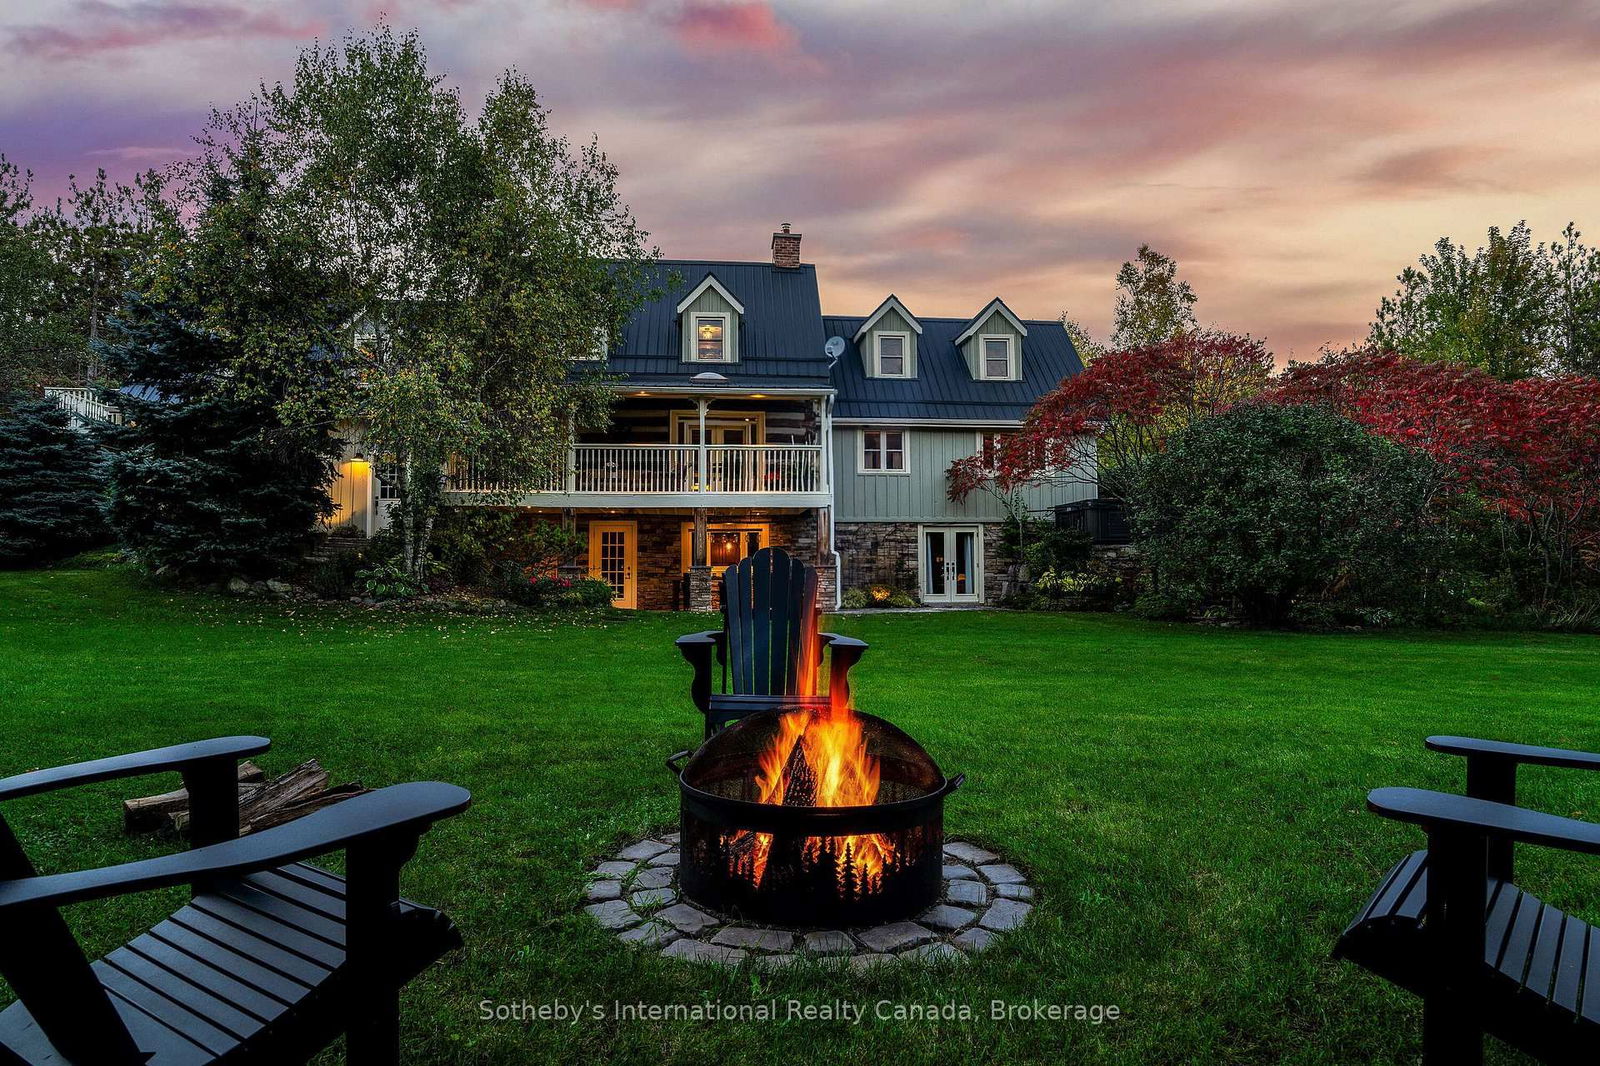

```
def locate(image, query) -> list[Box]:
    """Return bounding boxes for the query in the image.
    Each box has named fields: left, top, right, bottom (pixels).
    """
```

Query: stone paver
left=856, top=921, right=936, bottom=953
left=919, top=904, right=977, bottom=932
left=944, top=842, right=999, bottom=865
left=954, top=927, right=998, bottom=953
left=617, top=839, right=671, bottom=862
left=711, top=926, right=797, bottom=953
left=630, top=888, right=677, bottom=908
left=849, top=953, right=896, bottom=972
left=583, top=899, right=641, bottom=930
left=945, top=880, right=988, bottom=906
left=900, top=942, right=963, bottom=963
left=802, top=930, right=856, bottom=955
left=631, top=866, right=675, bottom=890
left=977, top=863, right=1027, bottom=885
left=979, top=899, right=1033, bottom=931
left=619, top=921, right=679, bottom=948
left=655, top=903, right=719, bottom=935
left=661, top=939, right=746, bottom=965
left=586, top=834, right=1035, bottom=966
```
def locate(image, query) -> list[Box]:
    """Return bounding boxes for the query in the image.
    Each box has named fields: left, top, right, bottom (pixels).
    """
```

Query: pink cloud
left=7, top=1, right=325, bottom=60
left=669, top=0, right=797, bottom=54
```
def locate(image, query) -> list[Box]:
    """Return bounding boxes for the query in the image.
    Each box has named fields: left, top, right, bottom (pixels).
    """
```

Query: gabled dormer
left=676, top=272, right=745, bottom=364
left=954, top=297, right=1028, bottom=381
left=854, top=294, right=922, bottom=379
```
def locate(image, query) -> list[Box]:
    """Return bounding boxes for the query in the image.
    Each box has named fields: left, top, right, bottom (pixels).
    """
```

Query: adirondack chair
left=1335, top=735, right=1600, bottom=1065
left=0, top=736, right=470, bottom=1066
left=676, top=547, right=867, bottom=738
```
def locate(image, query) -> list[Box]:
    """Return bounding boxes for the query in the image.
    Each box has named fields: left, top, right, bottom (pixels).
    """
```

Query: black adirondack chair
left=676, top=547, right=867, bottom=738
left=0, top=736, right=470, bottom=1066
left=1335, top=735, right=1600, bottom=1065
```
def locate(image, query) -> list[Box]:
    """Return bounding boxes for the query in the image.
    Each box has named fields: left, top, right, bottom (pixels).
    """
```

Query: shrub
left=354, top=559, right=427, bottom=600
left=1132, top=404, right=1449, bottom=627
left=842, top=585, right=919, bottom=609
left=0, top=396, right=110, bottom=566
left=492, top=560, right=612, bottom=609
left=428, top=510, right=586, bottom=587
left=840, top=588, right=870, bottom=610
left=306, top=551, right=363, bottom=599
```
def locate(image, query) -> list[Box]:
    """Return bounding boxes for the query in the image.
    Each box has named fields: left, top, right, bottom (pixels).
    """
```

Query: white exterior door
left=588, top=521, right=637, bottom=608
left=920, top=525, right=982, bottom=604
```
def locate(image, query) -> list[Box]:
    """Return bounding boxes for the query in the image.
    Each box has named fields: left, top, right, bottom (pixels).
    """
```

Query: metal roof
left=823, top=314, right=1083, bottom=421
left=607, top=260, right=832, bottom=388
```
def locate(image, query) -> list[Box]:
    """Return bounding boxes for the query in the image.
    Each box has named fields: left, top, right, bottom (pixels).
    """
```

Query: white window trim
left=577, top=325, right=607, bottom=361
left=688, top=312, right=731, bottom=363
left=978, top=334, right=1017, bottom=380
left=858, top=427, right=910, bottom=476
left=974, top=430, right=1009, bottom=474
left=873, top=331, right=911, bottom=378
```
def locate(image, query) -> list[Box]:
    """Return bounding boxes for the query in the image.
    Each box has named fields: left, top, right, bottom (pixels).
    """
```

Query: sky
left=3, top=0, right=1599, bottom=360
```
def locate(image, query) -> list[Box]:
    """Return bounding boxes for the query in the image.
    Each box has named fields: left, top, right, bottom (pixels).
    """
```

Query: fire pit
left=667, top=705, right=964, bottom=927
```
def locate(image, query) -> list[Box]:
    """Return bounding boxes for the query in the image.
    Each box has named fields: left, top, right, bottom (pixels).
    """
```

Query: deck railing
left=445, top=443, right=825, bottom=496
left=42, top=386, right=121, bottom=426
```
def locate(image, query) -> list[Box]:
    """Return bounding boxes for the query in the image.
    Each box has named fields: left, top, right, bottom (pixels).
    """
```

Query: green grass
left=3, top=568, right=1599, bottom=1065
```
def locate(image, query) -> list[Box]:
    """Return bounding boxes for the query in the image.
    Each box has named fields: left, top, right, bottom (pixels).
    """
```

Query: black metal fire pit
left=667, top=707, right=963, bottom=928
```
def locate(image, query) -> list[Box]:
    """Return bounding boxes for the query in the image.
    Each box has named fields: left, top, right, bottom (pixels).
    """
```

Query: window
left=981, top=336, right=1015, bottom=379
left=579, top=326, right=607, bottom=361
left=861, top=429, right=907, bottom=473
left=874, top=332, right=909, bottom=377
left=376, top=457, right=401, bottom=500
left=694, top=314, right=727, bottom=361
left=975, top=431, right=1010, bottom=473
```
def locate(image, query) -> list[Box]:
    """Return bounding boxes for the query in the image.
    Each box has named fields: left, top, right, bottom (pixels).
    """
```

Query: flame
left=732, top=626, right=895, bottom=893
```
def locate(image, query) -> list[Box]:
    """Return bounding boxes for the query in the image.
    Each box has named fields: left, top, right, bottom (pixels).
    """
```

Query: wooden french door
left=920, top=525, right=982, bottom=604
left=588, top=521, right=637, bottom=608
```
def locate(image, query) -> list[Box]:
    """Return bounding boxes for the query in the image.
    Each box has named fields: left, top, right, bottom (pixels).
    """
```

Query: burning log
left=126, top=759, right=369, bottom=837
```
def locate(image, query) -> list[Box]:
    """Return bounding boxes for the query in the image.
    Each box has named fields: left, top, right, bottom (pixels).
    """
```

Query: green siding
left=959, top=309, right=1025, bottom=379
left=681, top=288, right=740, bottom=363
left=832, top=427, right=1094, bottom=522
left=861, top=306, right=918, bottom=378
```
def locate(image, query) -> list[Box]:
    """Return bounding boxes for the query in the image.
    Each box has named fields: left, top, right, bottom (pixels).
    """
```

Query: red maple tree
left=947, top=330, right=1274, bottom=502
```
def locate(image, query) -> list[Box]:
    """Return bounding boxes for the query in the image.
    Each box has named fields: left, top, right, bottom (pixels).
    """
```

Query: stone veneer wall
left=576, top=510, right=834, bottom=611
left=835, top=521, right=1017, bottom=605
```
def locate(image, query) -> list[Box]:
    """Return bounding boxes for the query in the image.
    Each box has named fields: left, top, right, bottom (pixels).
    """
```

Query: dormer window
left=580, top=325, right=608, bottom=361
left=981, top=336, right=1015, bottom=379
left=694, top=314, right=728, bottom=361
left=875, top=332, right=909, bottom=377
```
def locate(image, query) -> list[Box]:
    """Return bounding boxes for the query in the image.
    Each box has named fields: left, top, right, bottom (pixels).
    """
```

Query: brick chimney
left=771, top=222, right=802, bottom=269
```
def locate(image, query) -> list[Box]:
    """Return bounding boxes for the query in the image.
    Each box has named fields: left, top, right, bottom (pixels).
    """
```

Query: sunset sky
left=4, top=0, right=1599, bottom=359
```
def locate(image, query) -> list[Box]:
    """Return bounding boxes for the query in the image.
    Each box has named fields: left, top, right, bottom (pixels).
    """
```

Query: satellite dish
left=824, top=336, right=846, bottom=363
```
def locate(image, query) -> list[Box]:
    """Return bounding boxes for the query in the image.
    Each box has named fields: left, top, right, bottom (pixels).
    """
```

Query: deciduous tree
left=1110, top=244, right=1197, bottom=349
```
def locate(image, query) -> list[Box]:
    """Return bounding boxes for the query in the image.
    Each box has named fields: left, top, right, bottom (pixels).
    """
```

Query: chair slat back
left=722, top=548, right=819, bottom=697
left=0, top=814, right=147, bottom=1064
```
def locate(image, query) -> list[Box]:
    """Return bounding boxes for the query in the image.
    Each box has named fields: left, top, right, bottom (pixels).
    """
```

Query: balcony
left=445, top=443, right=828, bottom=506
left=43, top=386, right=122, bottom=427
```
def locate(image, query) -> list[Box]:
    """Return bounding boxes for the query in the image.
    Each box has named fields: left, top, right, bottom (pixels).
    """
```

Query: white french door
left=920, top=525, right=982, bottom=604
left=588, top=521, right=637, bottom=608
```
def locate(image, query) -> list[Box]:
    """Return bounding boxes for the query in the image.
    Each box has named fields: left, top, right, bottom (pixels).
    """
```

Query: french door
left=920, top=525, right=982, bottom=604
left=588, top=521, right=637, bottom=608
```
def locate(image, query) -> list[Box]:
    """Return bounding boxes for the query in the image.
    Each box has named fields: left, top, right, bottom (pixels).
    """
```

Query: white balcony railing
left=446, top=443, right=826, bottom=496
left=43, top=386, right=121, bottom=426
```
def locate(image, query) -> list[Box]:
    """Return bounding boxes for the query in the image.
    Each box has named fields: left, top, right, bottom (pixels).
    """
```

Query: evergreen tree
left=0, top=395, right=108, bottom=565
left=96, top=293, right=334, bottom=579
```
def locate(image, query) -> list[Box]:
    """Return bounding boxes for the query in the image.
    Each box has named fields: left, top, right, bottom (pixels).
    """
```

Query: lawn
left=3, top=568, right=1600, bottom=1065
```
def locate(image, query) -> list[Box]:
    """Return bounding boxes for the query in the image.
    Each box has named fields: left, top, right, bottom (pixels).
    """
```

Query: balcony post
left=696, top=398, right=709, bottom=492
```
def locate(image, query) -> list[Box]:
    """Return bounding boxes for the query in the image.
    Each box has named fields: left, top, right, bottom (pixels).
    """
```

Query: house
left=62, top=224, right=1094, bottom=608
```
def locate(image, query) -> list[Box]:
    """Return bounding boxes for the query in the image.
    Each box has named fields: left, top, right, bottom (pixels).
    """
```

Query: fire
left=733, top=629, right=895, bottom=893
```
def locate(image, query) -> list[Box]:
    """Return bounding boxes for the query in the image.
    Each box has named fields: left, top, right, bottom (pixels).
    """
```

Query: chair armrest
left=1367, top=786, right=1600, bottom=856
left=0, top=736, right=271, bottom=802
left=677, top=630, right=725, bottom=715
left=1427, top=735, right=1600, bottom=771
left=0, top=781, right=470, bottom=911
left=819, top=633, right=867, bottom=706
